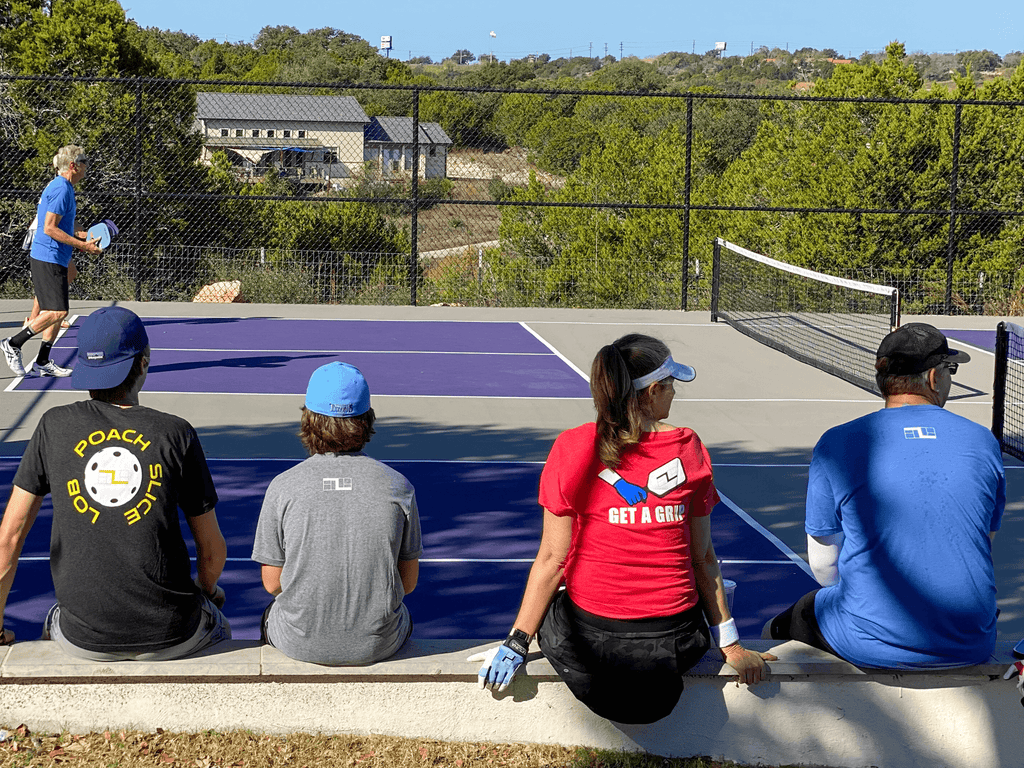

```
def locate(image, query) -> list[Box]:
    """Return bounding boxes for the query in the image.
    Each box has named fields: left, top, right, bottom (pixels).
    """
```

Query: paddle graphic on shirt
left=599, top=458, right=687, bottom=504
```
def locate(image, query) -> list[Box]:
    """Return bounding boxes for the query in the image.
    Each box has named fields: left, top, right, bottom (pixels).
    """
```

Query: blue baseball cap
left=71, top=307, right=149, bottom=390
left=305, top=362, right=371, bottom=417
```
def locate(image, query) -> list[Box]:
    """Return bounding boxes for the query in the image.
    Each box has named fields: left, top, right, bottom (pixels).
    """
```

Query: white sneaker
left=34, top=360, right=72, bottom=378
left=1, top=338, right=26, bottom=376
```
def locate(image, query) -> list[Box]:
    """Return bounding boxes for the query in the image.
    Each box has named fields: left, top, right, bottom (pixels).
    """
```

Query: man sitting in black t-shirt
left=0, top=307, right=231, bottom=659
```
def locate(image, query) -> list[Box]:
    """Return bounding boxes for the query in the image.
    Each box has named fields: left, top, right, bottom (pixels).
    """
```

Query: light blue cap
left=305, top=362, right=371, bottom=417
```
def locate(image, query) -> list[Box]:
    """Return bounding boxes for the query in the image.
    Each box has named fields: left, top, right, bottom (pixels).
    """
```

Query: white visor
left=631, top=355, right=696, bottom=390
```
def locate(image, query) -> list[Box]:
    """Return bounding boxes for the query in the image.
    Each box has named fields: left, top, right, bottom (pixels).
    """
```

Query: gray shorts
left=44, top=596, right=231, bottom=661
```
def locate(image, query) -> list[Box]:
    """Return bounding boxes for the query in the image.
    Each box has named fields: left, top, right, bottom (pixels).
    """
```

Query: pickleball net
left=992, top=321, right=1024, bottom=460
left=711, top=238, right=900, bottom=395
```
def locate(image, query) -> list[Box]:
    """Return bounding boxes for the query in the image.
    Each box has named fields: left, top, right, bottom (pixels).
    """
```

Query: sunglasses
left=943, top=361, right=959, bottom=374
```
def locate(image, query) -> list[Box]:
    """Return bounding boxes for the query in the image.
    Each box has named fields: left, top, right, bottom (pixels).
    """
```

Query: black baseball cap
left=876, top=322, right=970, bottom=375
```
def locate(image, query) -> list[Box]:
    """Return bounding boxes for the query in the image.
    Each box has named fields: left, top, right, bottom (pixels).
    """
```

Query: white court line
left=677, top=398, right=876, bottom=403
left=717, top=491, right=815, bottom=579
left=14, top=556, right=810, bottom=566
left=518, top=322, right=590, bottom=382
left=4, top=314, right=79, bottom=391
left=138, top=316, right=536, bottom=325
left=716, top=463, right=810, bottom=468
left=941, top=334, right=995, bottom=358
left=199, top=458, right=1024, bottom=469
left=204, top=457, right=546, bottom=465
left=114, top=390, right=591, bottom=400
left=526, top=321, right=723, bottom=327
left=142, top=348, right=554, bottom=356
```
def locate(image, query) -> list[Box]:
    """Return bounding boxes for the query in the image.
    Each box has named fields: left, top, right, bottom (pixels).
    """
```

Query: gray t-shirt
left=251, top=452, right=422, bottom=664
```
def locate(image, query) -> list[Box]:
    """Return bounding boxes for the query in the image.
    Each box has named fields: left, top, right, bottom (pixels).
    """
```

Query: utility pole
left=604, top=42, right=608, bottom=57
left=692, top=40, right=695, bottom=54
left=620, top=41, right=623, bottom=59
left=589, top=42, right=592, bottom=58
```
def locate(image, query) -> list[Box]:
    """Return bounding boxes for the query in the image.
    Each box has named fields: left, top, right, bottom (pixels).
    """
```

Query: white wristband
left=710, top=617, right=739, bottom=648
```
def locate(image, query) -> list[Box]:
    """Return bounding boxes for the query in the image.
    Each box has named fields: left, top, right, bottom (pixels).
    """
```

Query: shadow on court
left=2, top=423, right=1022, bottom=647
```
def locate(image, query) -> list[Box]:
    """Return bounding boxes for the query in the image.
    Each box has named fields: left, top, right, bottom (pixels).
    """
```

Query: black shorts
left=31, top=258, right=69, bottom=312
left=765, top=589, right=840, bottom=657
left=537, top=591, right=711, bottom=724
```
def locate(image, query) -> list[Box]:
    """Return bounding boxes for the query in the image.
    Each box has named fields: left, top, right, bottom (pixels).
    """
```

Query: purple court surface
left=0, top=458, right=816, bottom=641
left=10, top=318, right=592, bottom=399
left=942, top=328, right=996, bottom=353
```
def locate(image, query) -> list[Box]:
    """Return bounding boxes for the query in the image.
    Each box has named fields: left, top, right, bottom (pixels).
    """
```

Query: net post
left=992, top=321, right=1008, bottom=448
left=710, top=237, right=722, bottom=322
left=889, top=289, right=899, bottom=331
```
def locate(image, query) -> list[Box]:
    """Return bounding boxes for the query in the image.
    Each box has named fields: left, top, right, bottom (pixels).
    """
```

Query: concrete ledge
left=0, top=638, right=1020, bottom=768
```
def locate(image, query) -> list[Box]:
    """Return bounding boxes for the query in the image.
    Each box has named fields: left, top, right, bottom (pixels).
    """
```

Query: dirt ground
left=408, top=147, right=562, bottom=254
left=0, top=725, right=768, bottom=768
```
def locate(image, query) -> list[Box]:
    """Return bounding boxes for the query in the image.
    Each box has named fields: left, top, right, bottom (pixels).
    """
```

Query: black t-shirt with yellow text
left=14, top=400, right=218, bottom=652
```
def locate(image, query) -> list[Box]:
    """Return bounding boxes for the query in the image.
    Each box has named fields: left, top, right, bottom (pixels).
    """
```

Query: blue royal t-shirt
left=807, top=404, right=1004, bottom=669
left=30, top=175, right=76, bottom=267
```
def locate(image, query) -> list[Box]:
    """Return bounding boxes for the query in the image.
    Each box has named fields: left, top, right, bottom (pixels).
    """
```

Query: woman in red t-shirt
left=474, top=333, right=773, bottom=723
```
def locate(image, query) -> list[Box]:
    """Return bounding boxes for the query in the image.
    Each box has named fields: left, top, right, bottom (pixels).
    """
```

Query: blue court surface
left=0, top=457, right=818, bottom=641
left=9, top=306, right=1012, bottom=649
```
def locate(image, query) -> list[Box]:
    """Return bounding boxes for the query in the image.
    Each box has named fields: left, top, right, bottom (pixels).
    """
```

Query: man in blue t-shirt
left=1, top=145, right=102, bottom=379
left=764, top=323, right=1004, bottom=669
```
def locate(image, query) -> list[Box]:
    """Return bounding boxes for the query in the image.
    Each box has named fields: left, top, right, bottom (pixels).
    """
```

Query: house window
left=391, top=160, right=400, bottom=172
left=220, top=129, right=228, bottom=137
left=297, top=130, right=306, bottom=139
left=266, top=130, right=274, bottom=138
left=283, top=130, right=291, bottom=138
left=252, top=130, right=260, bottom=137
left=429, top=147, right=436, bottom=156
left=235, top=129, right=243, bottom=137
left=404, top=152, right=413, bottom=171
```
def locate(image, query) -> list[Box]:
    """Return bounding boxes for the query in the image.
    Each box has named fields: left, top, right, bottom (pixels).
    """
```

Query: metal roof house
left=195, top=92, right=370, bottom=184
left=363, top=116, right=453, bottom=180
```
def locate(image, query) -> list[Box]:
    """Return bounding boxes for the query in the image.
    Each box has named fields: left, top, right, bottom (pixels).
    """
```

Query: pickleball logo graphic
left=84, top=446, right=143, bottom=507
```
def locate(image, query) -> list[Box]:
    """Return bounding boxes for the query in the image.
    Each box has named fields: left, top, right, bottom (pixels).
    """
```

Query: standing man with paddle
left=2, top=145, right=102, bottom=378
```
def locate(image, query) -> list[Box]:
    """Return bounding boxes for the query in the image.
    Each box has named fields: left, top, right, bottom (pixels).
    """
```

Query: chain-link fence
left=2, top=75, right=1023, bottom=313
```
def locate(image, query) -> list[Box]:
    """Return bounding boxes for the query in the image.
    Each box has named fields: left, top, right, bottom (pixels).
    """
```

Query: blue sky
left=121, top=0, right=1022, bottom=62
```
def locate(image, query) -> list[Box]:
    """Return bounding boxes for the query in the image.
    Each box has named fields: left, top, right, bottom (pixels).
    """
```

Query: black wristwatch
left=504, top=628, right=531, bottom=657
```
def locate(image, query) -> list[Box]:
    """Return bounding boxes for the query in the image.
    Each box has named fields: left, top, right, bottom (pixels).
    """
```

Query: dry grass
left=0, top=725, right=787, bottom=768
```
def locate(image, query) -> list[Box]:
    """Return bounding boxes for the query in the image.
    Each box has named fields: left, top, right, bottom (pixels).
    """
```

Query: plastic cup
left=722, top=578, right=737, bottom=615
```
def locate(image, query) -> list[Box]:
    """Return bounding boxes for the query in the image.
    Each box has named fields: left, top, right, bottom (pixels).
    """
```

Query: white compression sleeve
left=807, top=533, right=844, bottom=587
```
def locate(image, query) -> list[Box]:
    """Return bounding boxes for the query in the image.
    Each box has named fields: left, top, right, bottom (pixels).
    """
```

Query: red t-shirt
left=538, top=422, right=719, bottom=619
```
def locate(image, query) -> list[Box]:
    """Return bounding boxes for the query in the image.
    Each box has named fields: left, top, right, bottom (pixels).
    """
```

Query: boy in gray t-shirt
left=252, top=361, right=421, bottom=665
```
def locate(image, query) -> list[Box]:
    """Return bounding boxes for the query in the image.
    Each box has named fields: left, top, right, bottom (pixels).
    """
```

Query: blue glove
left=614, top=478, right=647, bottom=504
left=468, top=644, right=525, bottom=692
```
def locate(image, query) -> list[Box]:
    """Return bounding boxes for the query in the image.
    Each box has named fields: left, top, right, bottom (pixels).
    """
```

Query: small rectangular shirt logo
left=323, top=477, right=353, bottom=491
left=904, top=427, right=937, bottom=439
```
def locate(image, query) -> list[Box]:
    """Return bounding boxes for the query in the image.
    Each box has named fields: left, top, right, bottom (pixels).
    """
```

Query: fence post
left=133, top=77, right=143, bottom=301
left=410, top=88, right=420, bottom=306
left=710, top=237, right=721, bottom=321
left=944, top=102, right=962, bottom=315
left=681, top=95, right=693, bottom=311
